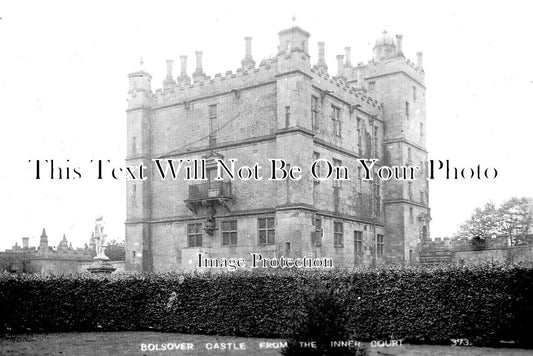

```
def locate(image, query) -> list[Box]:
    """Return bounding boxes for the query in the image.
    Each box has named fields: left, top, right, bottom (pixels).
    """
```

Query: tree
left=499, top=197, right=532, bottom=246
left=454, top=197, right=532, bottom=247
left=0, top=253, right=30, bottom=274
left=105, top=240, right=125, bottom=261
left=455, top=201, right=501, bottom=244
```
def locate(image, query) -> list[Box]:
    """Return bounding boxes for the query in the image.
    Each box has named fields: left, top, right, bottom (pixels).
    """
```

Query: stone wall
left=452, top=245, right=533, bottom=265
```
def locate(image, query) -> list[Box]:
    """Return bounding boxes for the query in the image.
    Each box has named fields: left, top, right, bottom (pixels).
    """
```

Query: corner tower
left=125, top=68, right=154, bottom=272
left=345, top=31, right=430, bottom=263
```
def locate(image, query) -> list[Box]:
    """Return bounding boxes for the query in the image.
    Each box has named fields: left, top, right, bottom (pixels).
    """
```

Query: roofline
left=278, top=26, right=310, bottom=38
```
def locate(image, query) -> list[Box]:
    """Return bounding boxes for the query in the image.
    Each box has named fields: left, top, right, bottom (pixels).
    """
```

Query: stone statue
left=94, top=216, right=108, bottom=260
left=87, top=216, right=116, bottom=273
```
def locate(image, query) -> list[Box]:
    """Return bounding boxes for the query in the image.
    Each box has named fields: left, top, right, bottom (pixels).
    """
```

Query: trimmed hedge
left=0, top=264, right=532, bottom=347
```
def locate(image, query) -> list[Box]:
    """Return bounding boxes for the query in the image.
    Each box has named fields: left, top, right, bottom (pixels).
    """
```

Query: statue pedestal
left=87, top=257, right=116, bottom=274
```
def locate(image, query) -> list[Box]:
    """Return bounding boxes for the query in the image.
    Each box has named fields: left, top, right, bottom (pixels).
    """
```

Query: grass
left=1, top=332, right=532, bottom=356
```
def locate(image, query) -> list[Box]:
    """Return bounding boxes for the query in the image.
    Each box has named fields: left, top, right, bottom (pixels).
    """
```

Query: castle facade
left=125, top=26, right=430, bottom=272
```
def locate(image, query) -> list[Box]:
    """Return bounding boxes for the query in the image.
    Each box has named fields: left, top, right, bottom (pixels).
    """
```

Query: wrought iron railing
left=188, top=182, right=232, bottom=201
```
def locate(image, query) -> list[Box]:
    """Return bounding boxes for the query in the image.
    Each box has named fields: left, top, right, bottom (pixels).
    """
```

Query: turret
left=128, top=69, right=152, bottom=94
left=373, top=30, right=397, bottom=61
left=278, top=26, right=310, bottom=55
left=58, top=234, right=68, bottom=251
left=126, top=61, right=154, bottom=273
left=39, top=228, right=48, bottom=252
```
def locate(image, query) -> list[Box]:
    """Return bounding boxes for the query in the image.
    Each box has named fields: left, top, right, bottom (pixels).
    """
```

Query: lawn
left=1, top=332, right=532, bottom=356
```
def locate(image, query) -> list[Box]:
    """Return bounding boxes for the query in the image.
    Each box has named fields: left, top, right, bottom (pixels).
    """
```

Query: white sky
left=1, top=0, right=532, bottom=250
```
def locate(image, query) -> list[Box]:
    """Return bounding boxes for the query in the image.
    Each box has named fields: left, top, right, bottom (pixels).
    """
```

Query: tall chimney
left=396, top=35, right=403, bottom=54
left=22, top=237, right=29, bottom=249
left=166, top=59, right=173, bottom=78
left=315, top=42, right=328, bottom=72
left=177, top=55, right=191, bottom=85
left=336, top=54, right=345, bottom=79
left=163, top=59, right=177, bottom=89
left=245, top=37, right=252, bottom=56
left=192, top=51, right=206, bottom=81
left=241, top=37, right=256, bottom=70
left=416, top=52, right=423, bottom=67
left=344, top=47, right=352, bottom=67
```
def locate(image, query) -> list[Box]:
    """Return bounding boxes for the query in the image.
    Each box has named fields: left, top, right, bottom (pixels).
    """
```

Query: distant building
left=0, top=229, right=125, bottom=275
left=126, top=26, right=430, bottom=272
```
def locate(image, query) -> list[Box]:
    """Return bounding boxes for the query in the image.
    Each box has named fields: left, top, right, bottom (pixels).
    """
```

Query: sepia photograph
left=1, top=1, right=532, bottom=355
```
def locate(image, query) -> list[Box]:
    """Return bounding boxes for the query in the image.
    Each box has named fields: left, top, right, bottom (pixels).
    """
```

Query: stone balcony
left=184, top=181, right=233, bottom=215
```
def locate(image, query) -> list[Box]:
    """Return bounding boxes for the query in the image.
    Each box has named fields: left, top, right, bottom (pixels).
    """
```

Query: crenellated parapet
left=129, top=25, right=394, bottom=114
left=310, top=66, right=383, bottom=113
left=145, top=51, right=383, bottom=115
left=151, top=57, right=280, bottom=108
left=345, top=55, right=425, bottom=87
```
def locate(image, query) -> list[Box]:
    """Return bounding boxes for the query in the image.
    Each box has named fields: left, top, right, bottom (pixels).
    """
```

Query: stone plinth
left=87, top=257, right=116, bottom=274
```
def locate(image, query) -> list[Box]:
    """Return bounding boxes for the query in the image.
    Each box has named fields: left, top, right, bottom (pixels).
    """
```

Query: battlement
left=150, top=56, right=280, bottom=108
left=310, top=66, right=383, bottom=112
left=129, top=53, right=383, bottom=115
left=347, top=54, right=425, bottom=86
left=128, top=28, right=385, bottom=113
left=420, top=234, right=529, bottom=253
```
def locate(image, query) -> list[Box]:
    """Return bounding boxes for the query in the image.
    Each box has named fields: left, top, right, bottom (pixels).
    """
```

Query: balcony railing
left=188, top=182, right=232, bottom=201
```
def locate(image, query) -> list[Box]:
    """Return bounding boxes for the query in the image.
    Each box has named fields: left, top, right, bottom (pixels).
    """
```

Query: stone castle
left=0, top=229, right=93, bottom=274
left=125, top=26, right=430, bottom=272
left=1, top=228, right=126, bottom=275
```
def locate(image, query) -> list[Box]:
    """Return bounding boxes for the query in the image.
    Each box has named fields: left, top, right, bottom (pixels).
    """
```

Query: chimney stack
left=336, top=54, right=345, bottom=79
left=195, top=51, right=203, bottom=70
left=166, top=59, right=173, bottom=78
left=241, top=37, right=256, bottom=70
left=416, top=52, right=423, bottom=67
left=344, top=47, right=352, bottom=67
left=177, top=55, right=191, bottom=85
left=315, top=42, right=328, bottom=72
left=163, top=59, right=177, bottom=89
left=192, top=51, right=206, bottom=81
left=22, top=237, right=29, bottom=249
left=396, top=35, right=403, bottom=54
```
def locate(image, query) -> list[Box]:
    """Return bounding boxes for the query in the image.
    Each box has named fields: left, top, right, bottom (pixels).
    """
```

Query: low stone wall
left=452, top=245, right=533, bottom=264
left=30, top=257, right=93, bottom=275
left=420, top=244, right=533, bottom=265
